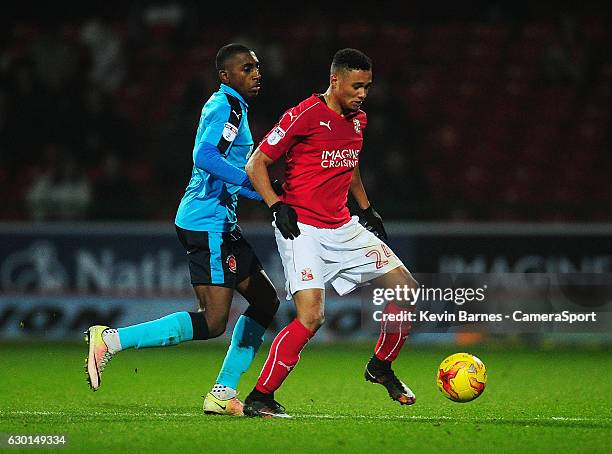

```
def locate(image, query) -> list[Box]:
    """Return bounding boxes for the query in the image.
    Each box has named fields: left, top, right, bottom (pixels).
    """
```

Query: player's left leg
left=326, top=217, right=418, bottom=405
left=204, top=269, right=280, bottom=415
left=203, top=231, right=280, bottom=415
left=364, top=265, right=418, bottom=405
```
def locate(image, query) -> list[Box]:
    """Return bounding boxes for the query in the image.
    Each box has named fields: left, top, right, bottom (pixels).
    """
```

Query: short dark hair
left=330, top=48, right=372, bottom=73
left=216, top=43, right=251, bottom=70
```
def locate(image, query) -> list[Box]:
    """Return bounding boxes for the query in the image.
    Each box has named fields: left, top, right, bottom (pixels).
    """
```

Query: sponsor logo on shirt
left=222, top=122, right=238, bottom=142
left=319, top=120, right=332, bottom=131
left=267, top=126, right=286, bottom=145
left=320, top=149, right=360, bottom=168
left=301, top=268, right=314, bottom=281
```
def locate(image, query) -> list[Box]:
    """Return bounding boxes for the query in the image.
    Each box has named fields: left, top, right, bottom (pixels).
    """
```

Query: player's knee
left=407, top=274, right=419, bottom=289
left=244, top=298, right=280, bottom=329
left=398, top=267, right=419, bottom=289
left=315, top=313, right=325, bottom=329
left=300, top=311, right=325, bottom=332
left=261, top=281, right=278, bottom=303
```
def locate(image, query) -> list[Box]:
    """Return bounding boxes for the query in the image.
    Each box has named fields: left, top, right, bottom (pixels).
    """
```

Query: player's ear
left=330, top=74, right=338, bottom=89
left=219, top=69, right=229, bottom=84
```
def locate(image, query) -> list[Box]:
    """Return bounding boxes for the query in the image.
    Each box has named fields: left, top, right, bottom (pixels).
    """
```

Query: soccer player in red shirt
left=243, top=49, right=418, bottom=417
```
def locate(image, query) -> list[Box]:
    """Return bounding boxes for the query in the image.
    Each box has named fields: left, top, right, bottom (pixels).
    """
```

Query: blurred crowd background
left=1, top=2, right=610, bottom=223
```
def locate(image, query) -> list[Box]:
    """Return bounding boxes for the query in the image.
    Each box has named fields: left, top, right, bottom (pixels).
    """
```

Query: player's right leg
left=243, top=225, right=327, bottom=418
left=85, top=227, right=234, bottom=392
left=85, top=312, right=212, bottom=392
left=243, top=289, right=323, bottom=418
left=85, top=286, right=232, bottom=391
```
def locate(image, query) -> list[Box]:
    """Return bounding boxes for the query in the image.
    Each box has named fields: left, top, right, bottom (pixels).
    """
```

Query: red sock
left=255, top=319, right=314, bottom=394
left=374, top=302, right=411, bottom=362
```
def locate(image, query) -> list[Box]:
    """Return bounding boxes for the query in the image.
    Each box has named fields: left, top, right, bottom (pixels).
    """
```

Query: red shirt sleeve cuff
left=259, top=142, right=284, bottom=161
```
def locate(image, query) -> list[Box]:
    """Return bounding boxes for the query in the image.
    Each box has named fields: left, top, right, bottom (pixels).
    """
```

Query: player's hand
left=271, top=179, right=285, bottom=196
left=359, top=206, right=388, bottom=240
left=270, top=201, right=300, bottom=240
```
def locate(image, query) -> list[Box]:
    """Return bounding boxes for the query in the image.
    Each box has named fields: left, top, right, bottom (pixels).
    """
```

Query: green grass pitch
left=1, top=342, right=610, bottom=453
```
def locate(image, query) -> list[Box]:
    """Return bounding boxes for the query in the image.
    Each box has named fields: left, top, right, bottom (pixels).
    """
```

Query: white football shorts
left=274, top=216, right=405, bottom=298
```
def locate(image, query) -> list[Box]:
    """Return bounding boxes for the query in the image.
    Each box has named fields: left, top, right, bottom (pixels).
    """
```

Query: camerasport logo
left=301, top=268, right=314, bottom=281
left=226, top=255, right=237, bottom=273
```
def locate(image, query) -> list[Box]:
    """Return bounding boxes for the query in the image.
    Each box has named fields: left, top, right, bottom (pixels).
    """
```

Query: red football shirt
left=259, top=95, right=368, bottom=228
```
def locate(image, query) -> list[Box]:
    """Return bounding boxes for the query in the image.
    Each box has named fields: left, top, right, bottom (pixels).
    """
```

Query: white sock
left=210, top=384, right=237, bottom=400
left=102, top=328, right=122, bottom=353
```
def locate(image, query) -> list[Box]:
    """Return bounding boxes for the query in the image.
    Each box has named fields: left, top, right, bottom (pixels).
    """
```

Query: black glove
left=359, top=206, right=387, bottom=240
left=271, top=179, right=285, bottom=196
left=270, top=201, right=300, bottom=240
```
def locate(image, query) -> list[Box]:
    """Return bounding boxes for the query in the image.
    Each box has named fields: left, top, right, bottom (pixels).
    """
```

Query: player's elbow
left=245, top=157, right=257, bottom=179
left=246, top=148, right=272, bottom=177
left=245, top=153, right=262, bottom=181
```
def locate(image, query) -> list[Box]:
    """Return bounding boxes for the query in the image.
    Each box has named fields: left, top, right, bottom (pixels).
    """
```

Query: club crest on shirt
left=301, top=268, right=314, bottom=281
left=226, top=254, right=237, bottom=273
left=353, top=119, right=361, bottom=134
left=267, top=126, right=286, bottom=145
left=222, top=122, right=238, bottom=142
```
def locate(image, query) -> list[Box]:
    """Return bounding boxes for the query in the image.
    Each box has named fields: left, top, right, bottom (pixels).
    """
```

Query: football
left=437, top=352, right=487, bottom=402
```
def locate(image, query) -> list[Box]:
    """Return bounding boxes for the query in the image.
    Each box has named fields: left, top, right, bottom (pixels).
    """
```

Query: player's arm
left=246, top=147, right=300, bottom=239
left=239, top=178, right=283, bottom=202
left=349, top=166, right=371, bottom=210
left=350, top=166, right=387, bottom=240
left=245, top=147, right=279, bottom=207
left=238, top=186, right=262, bottom=201
left=195, top=99, right=253, bottom=187
left=194, top=141, right=252, bottom=188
